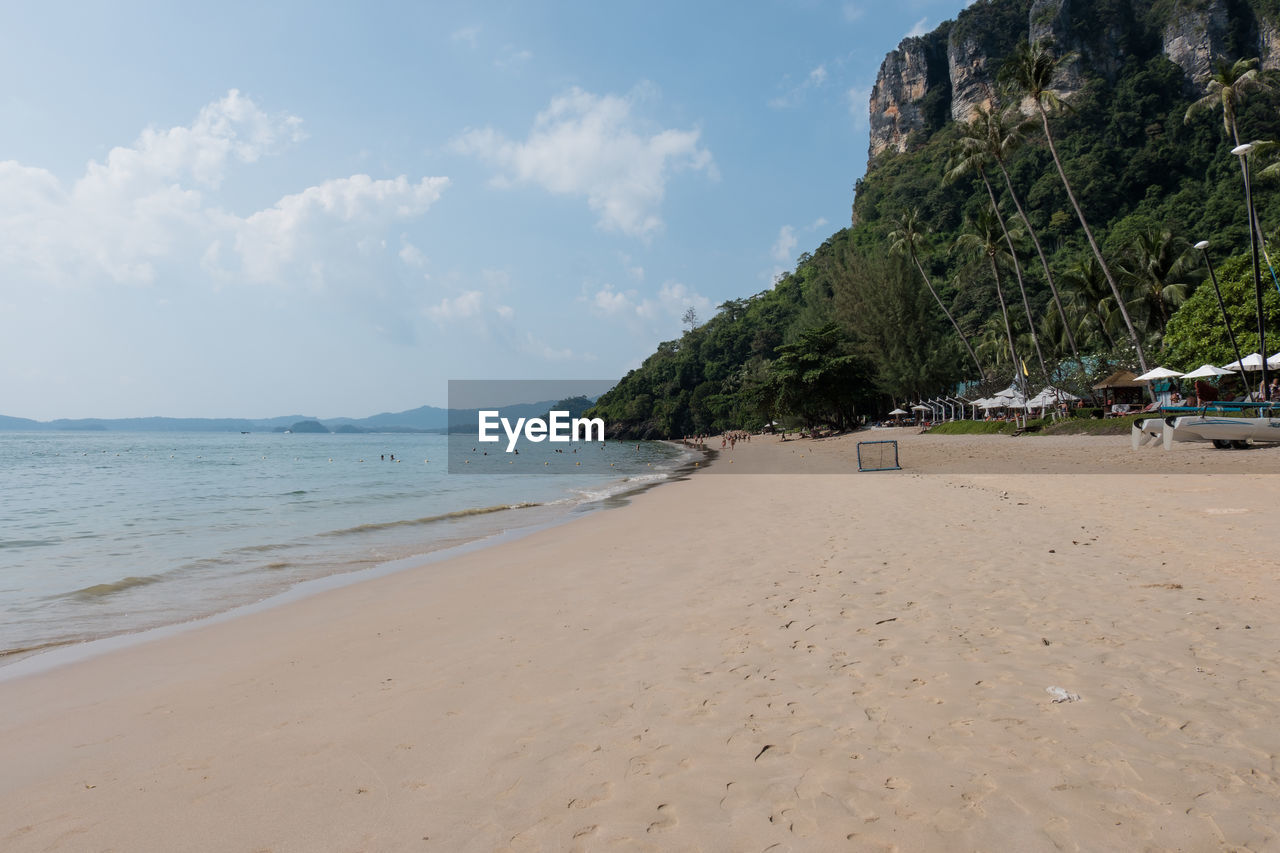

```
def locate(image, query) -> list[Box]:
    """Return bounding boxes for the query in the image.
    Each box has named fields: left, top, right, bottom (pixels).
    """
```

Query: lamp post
left=1232, top=142, right=1270, bottom=401
left=1194, top=240, right=1247, bottom=383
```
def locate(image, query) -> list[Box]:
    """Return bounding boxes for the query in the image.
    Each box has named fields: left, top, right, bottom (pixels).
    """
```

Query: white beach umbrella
left=910, top=404, right=929, bottom=411
left=1268, top=352, right=1280, bottom=369
left=1134, top=366, right=1184, bottom=381
left=888, top=408, right=908, bottom=416
left=1222, top=353, right=1264, bottom=371
left=1182, top=363, right=1234, bottom=379
left=1028, top=386, right=1079, bottom=406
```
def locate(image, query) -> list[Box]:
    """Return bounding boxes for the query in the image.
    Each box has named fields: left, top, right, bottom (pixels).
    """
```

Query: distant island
left=0, top=397, right=602, bottom=434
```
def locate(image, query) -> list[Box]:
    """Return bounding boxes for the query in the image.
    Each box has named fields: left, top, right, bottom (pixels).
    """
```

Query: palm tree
left=982, top=103, right=1088, bottom=378
left=954, top=205, right=1022, bottom=388
left=947, top=107, right=1048, bottom=384
left=1184, top=57, right=1268, bottom=147
left=974, top=314, right=1016, bottom=375
left=888, top=209, right=985, bottom=378
left=1187, top=58, right=1276, bottom=337
left=1118, top=228, right=1200, bottom=339
left=1005, top=38, right=1149, bottom=373
left=1061, top=255, right=1119, bottom=348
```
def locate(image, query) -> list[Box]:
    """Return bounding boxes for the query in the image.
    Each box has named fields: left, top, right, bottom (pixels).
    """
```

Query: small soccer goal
left=856, top=440, right=900, bottom=472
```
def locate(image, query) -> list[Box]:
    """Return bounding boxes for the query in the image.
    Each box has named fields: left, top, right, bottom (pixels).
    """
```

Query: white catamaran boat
left=1133, top=403, right=1280, bottom=450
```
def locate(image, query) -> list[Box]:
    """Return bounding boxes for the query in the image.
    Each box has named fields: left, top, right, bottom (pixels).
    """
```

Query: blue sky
left=1, top=0, right=973, bottom=420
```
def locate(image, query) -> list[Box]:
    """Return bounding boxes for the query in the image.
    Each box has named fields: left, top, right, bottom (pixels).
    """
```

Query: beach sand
left=3, top=431, right=1279, bottom=851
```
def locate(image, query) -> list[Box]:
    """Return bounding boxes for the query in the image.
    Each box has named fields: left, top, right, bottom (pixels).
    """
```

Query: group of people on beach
left=680, top=431, right=758, bottom=451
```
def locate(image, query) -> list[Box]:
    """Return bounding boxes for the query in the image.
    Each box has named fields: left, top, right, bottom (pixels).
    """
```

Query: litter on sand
left=1046, top=686, right=1081, bottom=703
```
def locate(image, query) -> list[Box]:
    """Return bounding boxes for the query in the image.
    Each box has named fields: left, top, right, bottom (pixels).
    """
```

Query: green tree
left=1184, top=57, right=1267, bottom=148
left=984, top=102, right=1088, bottom=377
left=833, top=250, right=964, bottom=401
left=1164, top=254, right=1280, bottom=367
left=1060, top=255, right=1119, bottom=350
left=947, top=106, right=1048, bottom=383
left=768, top=323, right=867, bottom=430
left=954, top=205, right=1022, bottom=386
left=1004, top=38, right=1149, bottom=373
left=887, top=209, right=984, bottom=378
left=1117, top=227, right=1200, bottom=340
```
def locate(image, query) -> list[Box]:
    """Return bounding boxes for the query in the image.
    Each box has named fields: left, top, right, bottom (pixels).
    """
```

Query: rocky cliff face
left=1161, top=0, right=1232, bottom=91
left=1028, top=0, right=1085, bottom=95
left=868, top=38, right=933, bottom=157
left=865, top=0, right=1277, bottom=161
left=946, top=33, right=996, bottom=125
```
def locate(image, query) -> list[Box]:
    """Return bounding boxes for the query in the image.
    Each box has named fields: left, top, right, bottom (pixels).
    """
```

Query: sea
left=0, top=431, right=695, bottom=666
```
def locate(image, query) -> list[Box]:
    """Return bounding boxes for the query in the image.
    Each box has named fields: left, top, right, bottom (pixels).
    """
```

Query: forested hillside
left=590, top=0, right=1280, bottom=438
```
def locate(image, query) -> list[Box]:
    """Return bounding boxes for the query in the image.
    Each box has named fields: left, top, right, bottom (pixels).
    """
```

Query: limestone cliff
left=869, top=39, right=932, bottom=156
left=947, top=32, right=996, bottom=125
left=868, top=34, right=950, bottom=156
left=1161, top=0, right=1232, bottom=90
left=865, top=0, right=1280, bottom=163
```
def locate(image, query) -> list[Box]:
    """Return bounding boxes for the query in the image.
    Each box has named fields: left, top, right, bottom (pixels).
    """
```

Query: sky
left=0, top=0, right=975, bottom=420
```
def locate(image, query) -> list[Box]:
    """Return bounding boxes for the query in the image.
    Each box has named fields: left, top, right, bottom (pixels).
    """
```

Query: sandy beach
left=3, top=431, right=1279, bottom=851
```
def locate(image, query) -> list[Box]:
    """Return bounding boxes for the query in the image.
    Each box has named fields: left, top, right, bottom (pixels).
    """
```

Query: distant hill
left=0, top=399, right=598, bottom=433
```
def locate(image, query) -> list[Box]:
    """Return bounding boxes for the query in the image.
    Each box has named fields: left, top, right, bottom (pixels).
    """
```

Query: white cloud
left=495, top=47, right=533, bottom=68
left=808, top=216, right=829, bottom=231
left=590, top=280, right=711, bottom=330
left=425, top=289, right=512, bottom=324
left=452, top=86, right=715, bottom=238
left=651, top=281, right=711, bottom=322
left=0, top=90, right=448, bottom=292
left=770, top=64, right=831, bottom=109
left=399, top=240, right=426, bottom=267
left=451, top=26, right=480, bottom=47
left=522, top=332, right=578, bottom=361
left=905, top=17, right=929, bottom=38
left=772, top=225, right=797, bottom=262
left=617, top=252, right=645, bottom=280
left=592, top=283, right=635, bottom=315
left=427, top=290, right=484, bottom=321
left=231, top=174, right=447, bottom=283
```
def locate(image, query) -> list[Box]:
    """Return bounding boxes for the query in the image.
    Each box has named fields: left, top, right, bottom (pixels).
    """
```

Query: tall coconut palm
left=888, top=209, right=985, bottom=378
left=1061, top=255, right=1119, bottom=348
left=974, top=314, right=1017, bottom=375
left=947, top=107, right=1048, bottom=384
left=954, top=205, right=1022, bottom=389
left=1118, top=228, right=1200, bottom=339
left=1184, top=57, right=1268, bottom=147
left=982, top=103, right=1087, bottom=377
left=1005, top=38, right=1149, bottom=374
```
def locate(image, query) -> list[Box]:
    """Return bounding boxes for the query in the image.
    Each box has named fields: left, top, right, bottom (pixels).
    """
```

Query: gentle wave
left=0, top=538, right=61, bottom=550
left=317, top=502, right=542, bottom=538
left=62, top=574, right=163, bottom=601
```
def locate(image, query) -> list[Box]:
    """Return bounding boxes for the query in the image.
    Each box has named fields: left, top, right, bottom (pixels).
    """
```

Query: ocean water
left=0, top=431, right=691, bottom=661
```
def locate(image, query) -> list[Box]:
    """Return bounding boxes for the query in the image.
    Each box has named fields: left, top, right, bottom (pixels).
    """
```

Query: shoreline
left=0, top=440, right=708, bottom=678
left=3, top=432, right=1279, bottom=850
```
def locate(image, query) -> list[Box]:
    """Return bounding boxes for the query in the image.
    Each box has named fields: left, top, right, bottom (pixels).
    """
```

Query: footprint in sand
left=646, top=803, right=677, bottom=833
left=566, top=781, right=613, bottom=809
